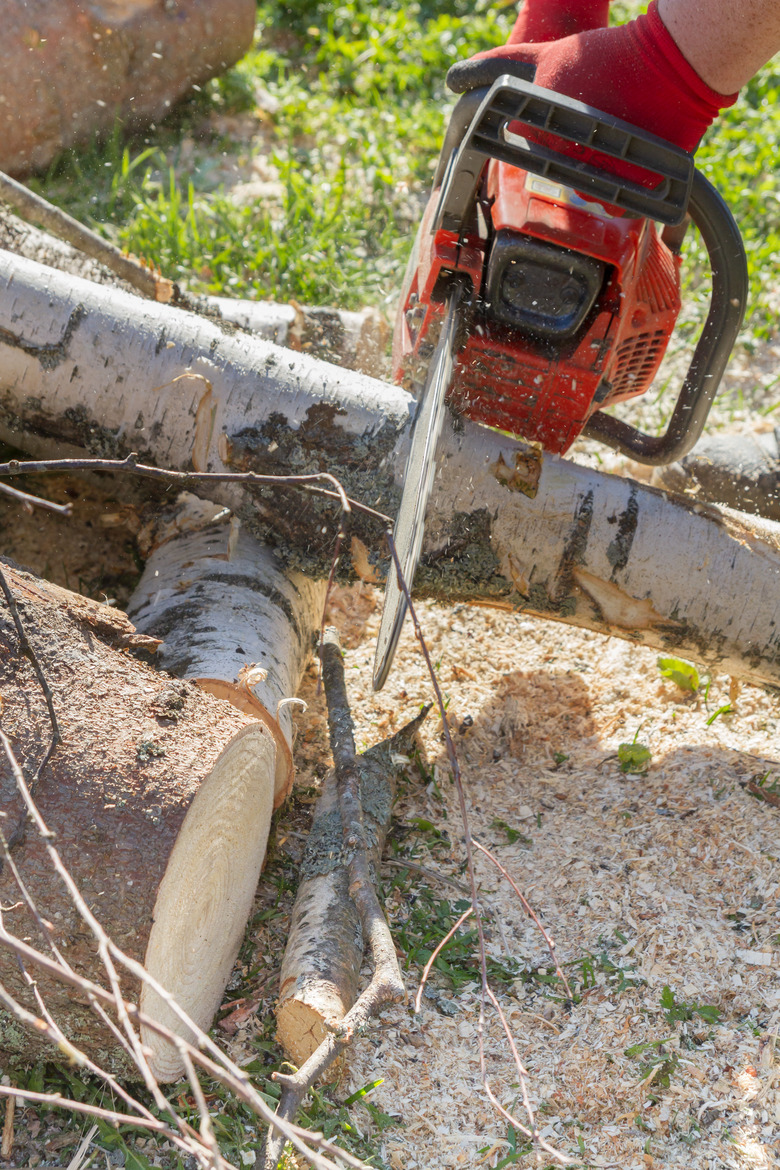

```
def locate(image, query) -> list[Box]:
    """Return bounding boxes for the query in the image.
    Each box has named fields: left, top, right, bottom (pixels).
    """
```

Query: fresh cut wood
left=0, top=559, right=277, bottom=1081
left=0, top=249, right=778, bottom=687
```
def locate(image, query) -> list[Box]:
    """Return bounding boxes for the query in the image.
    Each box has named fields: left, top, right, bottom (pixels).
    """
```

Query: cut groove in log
left=0, top=559, right=276, bottom=1081
left=127, top=493, right=328, bottom=806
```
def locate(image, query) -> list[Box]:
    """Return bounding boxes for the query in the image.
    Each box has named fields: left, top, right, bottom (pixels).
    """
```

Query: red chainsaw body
left=393, top=158, right=682, bottom=454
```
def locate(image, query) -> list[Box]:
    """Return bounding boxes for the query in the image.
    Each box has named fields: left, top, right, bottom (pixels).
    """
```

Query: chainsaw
left=372, top=62, right=748, bottom=691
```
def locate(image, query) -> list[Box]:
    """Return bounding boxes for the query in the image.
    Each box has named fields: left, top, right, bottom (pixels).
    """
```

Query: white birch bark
left=127, top=493, right=327, bottom=805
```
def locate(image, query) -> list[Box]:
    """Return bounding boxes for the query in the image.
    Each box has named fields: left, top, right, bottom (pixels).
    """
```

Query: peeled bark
left=127, top=493, right=327, bottom=806
left=0, top=249, right=779, bottom=686
left=0, top=559, right=277, bottom=1081
left=0, top=0, right=256, bottom=177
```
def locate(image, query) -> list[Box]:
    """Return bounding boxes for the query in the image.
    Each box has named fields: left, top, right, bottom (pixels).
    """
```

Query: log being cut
left=0, top=249, right=778, bottom=686
left=0, top=560, right=277, bottom=1080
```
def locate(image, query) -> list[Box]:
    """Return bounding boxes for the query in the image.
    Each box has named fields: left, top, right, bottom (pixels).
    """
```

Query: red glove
left=448, top=0, right=737, bottom=156
left=509, top=0, right=610, bottom=44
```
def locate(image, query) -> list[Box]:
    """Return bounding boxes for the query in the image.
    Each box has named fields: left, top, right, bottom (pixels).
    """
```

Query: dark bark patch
left=414, top=508, right=511, bottom=601
left=0, top=303, right=85, bottom=370
left=606, top=486, right=639, bottom=576
left=550, top=489, right=594, bottom=607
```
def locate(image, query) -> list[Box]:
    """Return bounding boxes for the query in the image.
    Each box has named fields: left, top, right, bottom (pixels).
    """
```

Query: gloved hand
left=509, top=0, right=610, bottom=44
left=448, top=0, right=737, bottom=156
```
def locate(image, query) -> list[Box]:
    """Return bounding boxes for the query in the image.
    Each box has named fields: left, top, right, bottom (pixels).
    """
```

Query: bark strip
left=127, top=492, right=328, bottom=806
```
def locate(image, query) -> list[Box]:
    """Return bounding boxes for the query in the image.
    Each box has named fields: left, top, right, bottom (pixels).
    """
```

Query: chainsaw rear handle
left=430, top=72, right=748, bottom=466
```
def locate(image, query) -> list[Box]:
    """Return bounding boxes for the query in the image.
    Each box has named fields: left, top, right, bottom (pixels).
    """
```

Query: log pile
left=0, top=246, right=778, bottom=686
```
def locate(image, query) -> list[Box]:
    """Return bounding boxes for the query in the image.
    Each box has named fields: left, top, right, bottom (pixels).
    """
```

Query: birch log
left=0, top=249, right=779, bottom=685
left=0, top=0, right=255, bottom=177
left=127, top=493, right=327, bottom=806
left=276, top=710, right=424, bottom=1065
left=0, top=560, right=276, bottom=1080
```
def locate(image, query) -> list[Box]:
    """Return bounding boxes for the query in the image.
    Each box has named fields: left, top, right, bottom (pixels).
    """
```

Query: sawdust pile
left=1, top=416, right=778, bottom=1170
left=290, top=583, right=780, bottom=1170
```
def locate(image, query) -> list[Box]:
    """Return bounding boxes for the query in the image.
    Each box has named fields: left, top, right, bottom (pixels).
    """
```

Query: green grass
left=25, top=0, right=780, bottom=335
left=28, top=0, right=513, bottom=309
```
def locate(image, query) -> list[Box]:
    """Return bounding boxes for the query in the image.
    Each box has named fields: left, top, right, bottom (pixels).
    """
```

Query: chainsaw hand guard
left=435, top=74, right=694, bottom=232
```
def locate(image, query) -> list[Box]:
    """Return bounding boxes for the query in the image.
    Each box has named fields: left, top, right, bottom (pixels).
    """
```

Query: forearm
left=659, top=0, right=780, bottom=92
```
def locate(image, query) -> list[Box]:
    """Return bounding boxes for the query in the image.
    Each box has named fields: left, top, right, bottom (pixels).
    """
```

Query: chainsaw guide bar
left=372, top=286, right=462, bottom=692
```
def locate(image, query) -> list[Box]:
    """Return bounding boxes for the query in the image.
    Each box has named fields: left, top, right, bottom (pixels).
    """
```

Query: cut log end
left=275, top=992, right=346, bottom=1068
left=140, top=722, right=277, bottom=1081
left=196, top=678, right=292, bottom=807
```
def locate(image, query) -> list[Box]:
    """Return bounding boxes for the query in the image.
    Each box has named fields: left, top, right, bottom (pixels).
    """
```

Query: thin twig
left=413, top=906, right=473, bottom=1013
left=0, top=731, right=373, bottom=1170
left=382, top=857, right=472, bottom=896
left=472, top=839, right=573, bottom=1001
left=383, top=530, right=571, bottom=1166
left=0, top=454, right=391, bottom=526
left=0, top=562, right=61, bottom=833
left=0, top=478, right=72, bottom=514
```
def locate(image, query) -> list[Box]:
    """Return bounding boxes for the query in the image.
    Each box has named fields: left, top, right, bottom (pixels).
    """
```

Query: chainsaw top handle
left=431, top=69, right=748, bottom=466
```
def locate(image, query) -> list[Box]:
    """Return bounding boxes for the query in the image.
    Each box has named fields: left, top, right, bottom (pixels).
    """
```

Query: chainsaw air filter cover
left=484, top=229, right=605, bottom=339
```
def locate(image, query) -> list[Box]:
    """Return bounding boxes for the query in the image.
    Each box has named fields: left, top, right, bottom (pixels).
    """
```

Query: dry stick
left=0, top=454, right=390, bottom=527
left=0, top=478, right=72, bottom=514
left=0, top=732, right=210, bottom=1151
left=0, top=736, right=372, bottom=1170
left=261, top=628, right=408, bottom=1170
left=0, top=984, right=205, bottom=1165
left=0, top=170, right=174, bottom=303
left=414, top=907, right=474, bottom=1014
left=0, top=561, right=61, bottom=820
left=0, top=824, right=161, bottom=1112
left=0, top=935, right=373, bottom=1170
left=0, top=823, right=143, bottom=1085
left=316, top=522, right=347, bottom=694
left=1, top=1095, right=13, bottom=1161
left=383, top=532, right=571, bottom=1167
left=0, top=933, right=370, bottom=1170
left=320, top=628, right=403, bottom=1001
